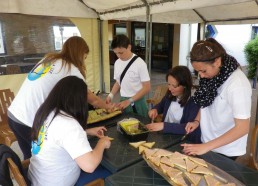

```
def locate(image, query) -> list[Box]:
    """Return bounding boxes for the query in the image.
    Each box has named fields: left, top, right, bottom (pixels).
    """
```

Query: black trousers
left=8, top=117, right=32, bottom=159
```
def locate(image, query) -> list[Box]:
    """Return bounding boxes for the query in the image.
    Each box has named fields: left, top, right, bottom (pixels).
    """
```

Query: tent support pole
left=98, top=18, right=105, bottom=93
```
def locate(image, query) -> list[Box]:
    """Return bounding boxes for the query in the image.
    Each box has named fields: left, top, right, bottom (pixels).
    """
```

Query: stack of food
left=87, top=108, right=122, bottom=124
left=140, top=148, right=237, bottom=186
left=118, top=118, right=149, bottom=142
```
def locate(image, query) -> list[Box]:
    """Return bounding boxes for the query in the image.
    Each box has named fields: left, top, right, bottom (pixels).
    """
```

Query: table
left=105, top=143, right=258, bottom=186
left=88, top=113, right=183, bottom=173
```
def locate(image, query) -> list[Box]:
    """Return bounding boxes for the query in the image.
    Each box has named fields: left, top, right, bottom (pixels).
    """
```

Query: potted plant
left=244, top=35, right=258, bottom=88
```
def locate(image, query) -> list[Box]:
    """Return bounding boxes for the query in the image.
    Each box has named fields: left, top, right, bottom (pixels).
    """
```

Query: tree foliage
left=244, top=36, right=258, bottom=79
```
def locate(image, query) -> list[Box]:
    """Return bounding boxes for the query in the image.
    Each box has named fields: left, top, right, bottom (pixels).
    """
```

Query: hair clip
left=197, top=42, right=205, bottom=46
left=205, top=46, right=213, bottom=52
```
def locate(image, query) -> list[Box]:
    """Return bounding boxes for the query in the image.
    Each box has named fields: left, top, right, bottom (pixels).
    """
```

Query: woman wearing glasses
left=182, top=38, right=252, bottom=160
left=146, top=66, right=201, bottom=143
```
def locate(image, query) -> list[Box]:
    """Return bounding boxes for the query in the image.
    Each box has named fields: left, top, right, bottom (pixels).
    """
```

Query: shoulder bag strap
left=120, top=55, right=138, bottom=84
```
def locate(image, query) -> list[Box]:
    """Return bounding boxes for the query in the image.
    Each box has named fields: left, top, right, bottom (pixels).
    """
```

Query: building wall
left=0, top=14, right=110, bottom=94
left=215, top=24, right=252, bottom=66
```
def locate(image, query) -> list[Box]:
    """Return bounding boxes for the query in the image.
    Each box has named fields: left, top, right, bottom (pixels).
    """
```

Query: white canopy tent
left=0, top=0, right=257, bottom=124
left=1, top=0, right=258, bottom=24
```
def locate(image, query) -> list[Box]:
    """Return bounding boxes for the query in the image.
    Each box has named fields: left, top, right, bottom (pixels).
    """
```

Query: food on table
left=120, top=119, right=140, bottom=133
left=153, top=149, right=173, bottom=157
left=149, top=155, right=161, bottom=166
left=160, top=156, right=174, bottom=167
left=108, top=137, right=114, bottom=141
left=129, top=141, right=146, bottom=148
left=184, top=172, right=202, bottom=186
left=171, top=158, right=187, bottom=170
left=204, top=175, right=221, bottom=186
left=185, top=158, right=198, bottom=172
left=141, top=149, right=237, bottom=186
left=191, top=165, right=213, bottom=176
left=144, top=148, right=158, bottom=159
left=142, top=142, right=155, bottom=148
left=87, top=109, right=122, bottom=124
left=139, top=145, right=148, bottom=154
left=188, top=156, right=208, bottom=167
left=160, top=163, right=172, bottom=174
left=166, top=167, right=182, bottom=179
left=172, top=174, right=188, bottom=186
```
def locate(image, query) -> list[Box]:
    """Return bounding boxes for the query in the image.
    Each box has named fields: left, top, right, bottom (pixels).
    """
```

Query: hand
left=117, top=100, right=130, bottom=110
left=105, top=102, right=118, bottom=112
left=148, top=109, right=158, bottom=120
left=181, top=143, right=210, bottom=156
left=146, top=122, right=164, bottom=132
left=106, top=104, right=120, bottom=113
left=99, top=136, right=111, bottom=149
left=185, top=121, right=199, bottom=134
left=105, top=96, right=112, bottom=104
left=86, top=127, right=107, bottom=138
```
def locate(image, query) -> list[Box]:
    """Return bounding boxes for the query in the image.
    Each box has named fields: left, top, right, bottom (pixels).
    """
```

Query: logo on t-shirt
left=28, top=63, right=52, bottom=81
left=31, top=125, right=45, bottom=155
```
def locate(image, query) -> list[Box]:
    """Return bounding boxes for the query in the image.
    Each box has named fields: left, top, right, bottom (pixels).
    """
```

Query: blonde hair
left=41, top=36, right=89, bottom=78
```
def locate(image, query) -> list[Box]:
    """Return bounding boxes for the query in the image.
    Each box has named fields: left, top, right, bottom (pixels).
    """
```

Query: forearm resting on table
left=75, top=141, right=106, bottom=173
left=205, top=118, right=250, bottom=151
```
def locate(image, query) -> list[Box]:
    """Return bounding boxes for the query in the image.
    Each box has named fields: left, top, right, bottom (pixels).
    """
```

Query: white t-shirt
left=114, top=54, right=150, bottom=97
left=8, top=59, right=84, bottom=127
left=164, top=100, right=183, bottom=123
left=28, top=112, right=92, bottom=186
left=200, top=69, right=252, bottom=156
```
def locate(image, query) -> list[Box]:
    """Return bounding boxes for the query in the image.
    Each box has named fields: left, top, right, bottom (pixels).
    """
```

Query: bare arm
left=88, top=90, right=113, bottom=110
left=110, top=81, right=120, bottom=96
left=185, top=110, right=201, bottom=133
left=182, top=118, right=250, bottom=155
left=106, top=81, right=120, bottom=104
left=118, top=81, right=151, bottom=110
left=131, top=81, right=151, bottom=102
left=75, top=137, right=111, bottom=173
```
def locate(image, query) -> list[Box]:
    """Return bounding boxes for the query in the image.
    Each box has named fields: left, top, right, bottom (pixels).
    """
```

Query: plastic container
left=117, top=118, right=149, bottom=142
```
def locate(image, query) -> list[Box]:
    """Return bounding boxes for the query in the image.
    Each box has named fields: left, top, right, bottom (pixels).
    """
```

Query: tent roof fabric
left=0, top=0, right=258, bottom=24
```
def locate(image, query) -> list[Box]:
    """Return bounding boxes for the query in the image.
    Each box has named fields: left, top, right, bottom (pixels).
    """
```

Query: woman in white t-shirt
left=8, top=36, right=114, bottom=159
left=28, top=76, right=112, bottom=186
left=181, top=38, right=252, bottom=160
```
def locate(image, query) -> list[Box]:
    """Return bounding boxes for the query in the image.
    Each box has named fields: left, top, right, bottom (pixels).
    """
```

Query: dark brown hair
left=31, top=76, right=88, bottom=140
left=166, top=66, right=192, bottom=107
left=111, top=34, right=130, bottom=49
left=41, top=36, right=89, bottom=78
left=190, top=38, right=226, bottom=64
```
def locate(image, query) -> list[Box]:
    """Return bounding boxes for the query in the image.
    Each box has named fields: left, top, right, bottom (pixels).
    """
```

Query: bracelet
left=129, top=97, right=134, bottom=105
left=108, top=93, right=114, bottom=100
left=193, top=120, right=200, bottom=125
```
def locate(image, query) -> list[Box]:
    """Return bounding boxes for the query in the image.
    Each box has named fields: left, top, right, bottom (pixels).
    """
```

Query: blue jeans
left=75, top=165, right=111, bottom=186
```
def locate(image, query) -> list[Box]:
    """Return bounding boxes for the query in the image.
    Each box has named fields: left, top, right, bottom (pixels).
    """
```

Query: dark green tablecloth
left=105, top=143, right=258, bottom=186
left=88, top=113, right=183, bottom=173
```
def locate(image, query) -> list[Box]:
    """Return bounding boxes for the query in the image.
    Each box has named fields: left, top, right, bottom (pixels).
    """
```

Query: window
left=251, top=26, right=258, bottom=39
left=53, top=26, right=81, bottom=50
left=0, top=23, right=5, bottom=54
left=114, top=23, right=127, bottom=36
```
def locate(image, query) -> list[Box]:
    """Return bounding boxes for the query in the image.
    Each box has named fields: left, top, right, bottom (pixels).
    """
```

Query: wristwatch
left=129, top=97, right=134, bottom=106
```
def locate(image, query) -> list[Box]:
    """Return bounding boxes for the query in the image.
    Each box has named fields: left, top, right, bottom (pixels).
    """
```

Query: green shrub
left=244, top=36, right=258, bottom=79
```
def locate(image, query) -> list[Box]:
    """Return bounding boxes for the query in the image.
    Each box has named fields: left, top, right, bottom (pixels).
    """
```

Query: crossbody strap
left=120, top=55, right=138, bottom=84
